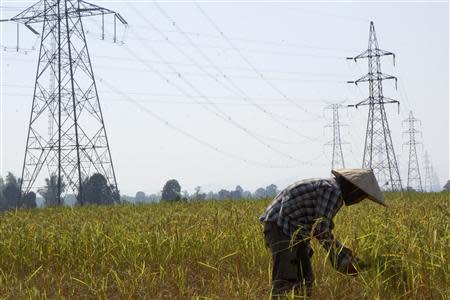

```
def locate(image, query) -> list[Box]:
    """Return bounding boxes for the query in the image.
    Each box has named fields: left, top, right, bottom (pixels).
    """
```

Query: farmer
left=260, top=168, right=385, bottom=296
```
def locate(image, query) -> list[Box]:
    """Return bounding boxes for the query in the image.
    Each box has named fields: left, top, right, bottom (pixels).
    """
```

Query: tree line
left=0, top=173, right=36, bottom=211
left=132, top=179, right=280, bottom=203
left=0, top=172, right=119, bottom=212
left=133, top=179, right=450, bottom=203
left=1, top=173, right=449, bottom=211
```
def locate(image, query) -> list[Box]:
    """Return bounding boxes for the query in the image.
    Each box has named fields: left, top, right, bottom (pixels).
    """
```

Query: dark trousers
left=263, top=222, right=314, bottom=297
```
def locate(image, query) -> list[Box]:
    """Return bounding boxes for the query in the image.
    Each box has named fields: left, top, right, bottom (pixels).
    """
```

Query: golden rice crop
left=0, top=192, right=448, bottom=299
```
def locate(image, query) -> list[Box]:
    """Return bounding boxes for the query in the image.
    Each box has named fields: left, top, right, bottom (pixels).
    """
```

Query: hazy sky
left=1, top=0, right=448, bottom=195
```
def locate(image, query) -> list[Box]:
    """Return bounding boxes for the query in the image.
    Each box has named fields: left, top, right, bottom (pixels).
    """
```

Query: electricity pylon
left=432, top=170, right=441, bottom=192
left=1, top=0, right=127, bottom=204
left=347, top=21, right=402, bottom=191
left=423, top=151, right=434, bottom=192
left=403, top=111, right=423, bottom=191
left=325, top=104, right=347, bottom=169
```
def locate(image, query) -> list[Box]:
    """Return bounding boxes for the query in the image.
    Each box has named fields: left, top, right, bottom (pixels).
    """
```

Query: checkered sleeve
left=313, top=183, right=341, bottom=245
left=313, top=182, right=354, bottom=272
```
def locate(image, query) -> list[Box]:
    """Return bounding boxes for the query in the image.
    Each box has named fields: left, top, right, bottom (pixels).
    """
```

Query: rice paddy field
left=0, top=192, right=448, bottom=299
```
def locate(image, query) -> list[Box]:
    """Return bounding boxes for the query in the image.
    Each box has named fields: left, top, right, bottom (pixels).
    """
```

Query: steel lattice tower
left=431, top=170, right=440, bottom=192
left=402, top=111, right=423, bottom=191
left=1, top=0, right=127, bottom=204
left=423, top=151, right=433, bottom=192
left=347, top=21, right=402, bottom=191
left=325, top=104, right=347, bottom=169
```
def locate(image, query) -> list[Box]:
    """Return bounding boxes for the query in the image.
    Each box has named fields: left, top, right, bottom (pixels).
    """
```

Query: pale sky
left=1, top=0, right=449, bottom=195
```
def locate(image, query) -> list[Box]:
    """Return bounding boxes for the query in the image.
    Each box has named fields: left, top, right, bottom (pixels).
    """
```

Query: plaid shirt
left=259, top=178, right=354, bottom=270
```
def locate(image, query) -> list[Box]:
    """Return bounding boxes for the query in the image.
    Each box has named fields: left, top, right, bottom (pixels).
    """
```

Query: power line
left=81, top=10, right=327, bottom=160
left=94, top=61, right=347, bottom=84
left=142, top=2, right=322, bottom=141
left=1, top=55, right=348, bottom=84
left=281, top=7, right=370, bottom=24
left=110, top=7, right=322, bottom=149
left=194, top=2, right=325, bottom=120
left=123, top=32, right=346, bottom=60
left=127, top=31, right=319, bottom=160
left=0, top=83, right=339, bottom=107
left=3, top=53, right=350, bottom=77
left=99, top=76, right=326, bottom=169
left=9, top=53, right=342, bottom=85
left=84, top=18, right=350, bottom=60
left=123, top=22, right=358, bottom=53
left=111, top=21, right=318, bottom=158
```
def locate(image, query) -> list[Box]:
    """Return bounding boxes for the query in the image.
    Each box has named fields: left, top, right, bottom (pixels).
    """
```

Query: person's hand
left=344, top=261, right=358, bottom=276
left=343, top=255, right=368, bottom=276
left=336, top=248, right=365, bottom=276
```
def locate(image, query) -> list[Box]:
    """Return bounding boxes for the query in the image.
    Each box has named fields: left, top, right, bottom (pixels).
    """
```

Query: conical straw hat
left=331, top=168, right=386, bottom=207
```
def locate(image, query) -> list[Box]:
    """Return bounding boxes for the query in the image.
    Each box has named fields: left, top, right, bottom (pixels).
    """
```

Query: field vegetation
left=0, top=192, right=448, bottom=299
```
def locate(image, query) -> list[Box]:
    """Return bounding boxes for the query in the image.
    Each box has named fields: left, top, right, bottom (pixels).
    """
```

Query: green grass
left=0, top=193, right=448, bottom=299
